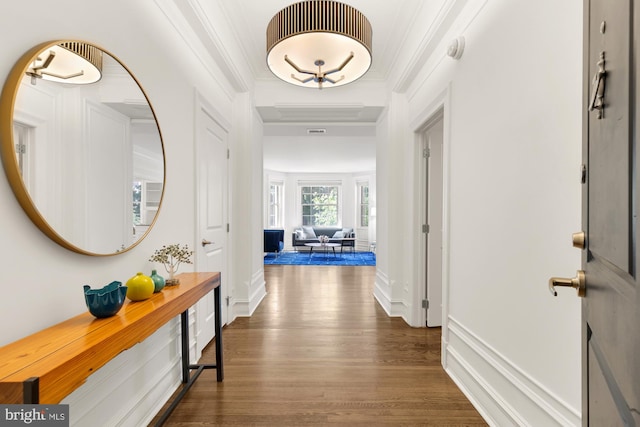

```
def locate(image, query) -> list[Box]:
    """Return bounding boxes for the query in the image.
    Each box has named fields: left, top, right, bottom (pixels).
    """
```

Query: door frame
left=194, top=90, right=231, bottom=353
left=421, top=111, right=444, bottom=327
left=411, top=87, right=452, bottom=365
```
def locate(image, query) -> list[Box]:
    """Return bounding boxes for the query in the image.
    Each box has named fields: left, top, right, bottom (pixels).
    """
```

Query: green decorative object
left=150, top=269, right=166, bottom=293
left=125, top=272, right=154, bottom=301
left=83, top=281, right=128, bottom=318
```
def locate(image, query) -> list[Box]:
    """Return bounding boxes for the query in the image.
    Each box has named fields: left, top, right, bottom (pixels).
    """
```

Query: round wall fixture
left=447, top=36, right=465, bottom=60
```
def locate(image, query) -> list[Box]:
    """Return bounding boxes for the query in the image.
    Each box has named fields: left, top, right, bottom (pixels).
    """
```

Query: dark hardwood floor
left=151, top=265, right=487, bottom=426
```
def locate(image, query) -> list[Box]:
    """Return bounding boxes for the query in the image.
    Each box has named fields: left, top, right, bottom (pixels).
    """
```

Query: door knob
left=549, top=270, right=586, bottom=297
left=572, top=231, right=586, bottom=249
left=201, top=239, right=214, bottom=247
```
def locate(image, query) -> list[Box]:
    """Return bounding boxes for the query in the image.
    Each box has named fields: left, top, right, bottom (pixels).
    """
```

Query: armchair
left=264, top=229, right=285, bottom=257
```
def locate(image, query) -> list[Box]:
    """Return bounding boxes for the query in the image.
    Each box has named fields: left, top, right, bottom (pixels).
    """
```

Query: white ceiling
left=185, top=0, right=445, bottom=173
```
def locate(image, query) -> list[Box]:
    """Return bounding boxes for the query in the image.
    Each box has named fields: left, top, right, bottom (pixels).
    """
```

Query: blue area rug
left=264, top=251, right=376, bottom=266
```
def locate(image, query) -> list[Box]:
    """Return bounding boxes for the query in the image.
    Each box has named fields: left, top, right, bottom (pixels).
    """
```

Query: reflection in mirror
left=0, top=41, right=165, bottom=256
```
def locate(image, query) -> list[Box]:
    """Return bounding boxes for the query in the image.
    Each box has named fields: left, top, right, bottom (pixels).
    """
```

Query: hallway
left=154, top=265, right=487, bottom=425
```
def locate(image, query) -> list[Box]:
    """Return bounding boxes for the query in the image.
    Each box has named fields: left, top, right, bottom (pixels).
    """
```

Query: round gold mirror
left=0, top=41, right=165, bottom=256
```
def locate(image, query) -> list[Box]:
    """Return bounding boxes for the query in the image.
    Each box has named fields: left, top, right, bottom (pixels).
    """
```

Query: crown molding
left=154, top=0, right=251, bottom=94
left=391, top=0, right=468, bottom=93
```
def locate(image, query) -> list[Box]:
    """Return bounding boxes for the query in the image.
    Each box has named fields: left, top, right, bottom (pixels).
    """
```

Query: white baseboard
left=445, top=317, right=580, bottom=427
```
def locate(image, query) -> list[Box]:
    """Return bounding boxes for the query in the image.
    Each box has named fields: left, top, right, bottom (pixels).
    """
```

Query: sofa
left=292, top=226, right=355, bottom=248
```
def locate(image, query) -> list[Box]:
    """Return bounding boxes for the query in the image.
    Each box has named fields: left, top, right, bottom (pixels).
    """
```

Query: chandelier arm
left=41, top=70, right=85, bottom=80
left=31, top=51, right=56, bottom=72
left=323, top=75, right=345, bottom=84
left=284, top=55, right=316, bottom=75
left=323, top=53, right=355, bottom=75
left=290, top=74, right=316, bottom=84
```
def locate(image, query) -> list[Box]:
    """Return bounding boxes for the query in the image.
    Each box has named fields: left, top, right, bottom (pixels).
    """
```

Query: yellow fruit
left=125, top=272, right=154, bottom=301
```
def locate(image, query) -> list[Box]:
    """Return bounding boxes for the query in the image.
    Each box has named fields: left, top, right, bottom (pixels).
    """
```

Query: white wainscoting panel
left=373, top=270, right=391, bottom=315
left=62, top=318, right=186, bottom=426
left=445, top=317, right=581, bottom=427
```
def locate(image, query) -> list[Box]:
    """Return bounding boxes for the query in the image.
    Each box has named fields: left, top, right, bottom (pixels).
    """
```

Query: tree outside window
left=301, top=186, right=339, bottom=226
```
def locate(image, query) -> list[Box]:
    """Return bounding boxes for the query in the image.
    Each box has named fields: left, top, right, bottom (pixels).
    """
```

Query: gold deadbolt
left=572, top=231, right=586, bottom=249
left=549, top=270, right=586, bottom=297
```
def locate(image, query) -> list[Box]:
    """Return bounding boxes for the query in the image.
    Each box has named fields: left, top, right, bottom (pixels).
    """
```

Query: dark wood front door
left=583, top=0, right=640, bottom=425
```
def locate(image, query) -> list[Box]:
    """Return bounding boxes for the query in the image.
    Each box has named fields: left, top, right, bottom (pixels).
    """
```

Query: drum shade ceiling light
left=266, top=1, right=372, bottom=89
left=26, top=42, right=102, bottom=85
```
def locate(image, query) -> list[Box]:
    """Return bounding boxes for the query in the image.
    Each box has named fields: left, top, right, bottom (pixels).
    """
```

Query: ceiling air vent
left=306, top=128, right=326, bottom=135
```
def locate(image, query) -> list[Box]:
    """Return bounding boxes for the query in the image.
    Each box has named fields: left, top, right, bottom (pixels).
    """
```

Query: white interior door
left=425, top=117, right=444, bottom=327
left=195, top=97, right=228, bottom=357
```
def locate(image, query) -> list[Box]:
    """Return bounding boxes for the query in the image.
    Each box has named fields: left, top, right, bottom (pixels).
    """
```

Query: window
left=301, top=185, right=339, bottom=226
left=358, top=183, right=369, bottom=227
left=268, top=182, right=284, bottom=228
left=13, top=122, right=34, bottom=190
left=133, top=181, right=142, bottom=225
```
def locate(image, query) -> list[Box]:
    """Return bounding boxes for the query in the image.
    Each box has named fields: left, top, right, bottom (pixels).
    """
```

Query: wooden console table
left=0, top=272, right=222, bottom=425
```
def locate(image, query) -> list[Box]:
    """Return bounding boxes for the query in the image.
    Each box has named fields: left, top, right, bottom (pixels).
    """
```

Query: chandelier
left=266, top=1, right=372, bottom=89
left=26, top=42, right=102, bottom=85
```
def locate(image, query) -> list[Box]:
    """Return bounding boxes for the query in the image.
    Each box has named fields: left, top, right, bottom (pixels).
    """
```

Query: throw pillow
left=295, top=229, right=305, bottom=240
left=302, top=226, right=317, bottom=238
left=341, top=227, right=353, bottom=237
left=332, top=231, right=344, bottom=238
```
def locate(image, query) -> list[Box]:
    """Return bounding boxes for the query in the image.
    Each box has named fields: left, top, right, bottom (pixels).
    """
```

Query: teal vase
left=150, top=269, right=166, bottom=293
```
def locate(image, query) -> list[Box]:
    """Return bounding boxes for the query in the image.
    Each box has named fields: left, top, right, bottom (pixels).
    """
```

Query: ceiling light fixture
left=26, top=42, right=102, bottom=85
left=266, top=1, right=372, bottom=89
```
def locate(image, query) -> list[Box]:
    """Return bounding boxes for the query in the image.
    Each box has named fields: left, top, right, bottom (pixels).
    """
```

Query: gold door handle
left=201, top=239, right=214, bottom=247
left=549, top=270, right=586, bottom=297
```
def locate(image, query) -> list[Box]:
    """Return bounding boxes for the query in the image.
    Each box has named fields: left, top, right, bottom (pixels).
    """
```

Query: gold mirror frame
left=0, top=40, right=166, bottom=256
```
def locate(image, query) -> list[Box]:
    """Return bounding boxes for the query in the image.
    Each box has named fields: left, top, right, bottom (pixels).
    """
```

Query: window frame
left=268, top=181, right=284, bottom=228
left=299, top=183, right=341, bottom=227
left=357, top=181, right=369, bottom=228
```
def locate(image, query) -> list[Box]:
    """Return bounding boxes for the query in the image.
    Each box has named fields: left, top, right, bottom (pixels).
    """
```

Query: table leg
left=180, top=310, right=189, bottom=383
left=214, top=284, right=223, bottom=381
left=23, top=377, right=39, bottom=404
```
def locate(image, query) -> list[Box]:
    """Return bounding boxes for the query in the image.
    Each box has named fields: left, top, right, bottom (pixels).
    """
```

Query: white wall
left=230, top=93, right=267, bottom=316
left=0, top=1, right=251, bottom=425
left=376, top=0, right=583, bottom=424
